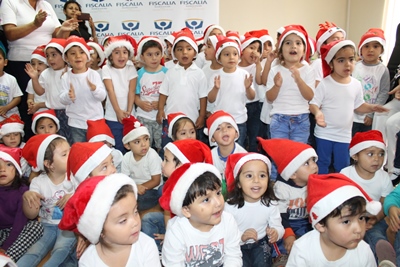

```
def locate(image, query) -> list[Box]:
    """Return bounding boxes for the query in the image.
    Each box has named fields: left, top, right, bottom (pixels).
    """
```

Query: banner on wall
left=48, top=0, right=219, bottom=44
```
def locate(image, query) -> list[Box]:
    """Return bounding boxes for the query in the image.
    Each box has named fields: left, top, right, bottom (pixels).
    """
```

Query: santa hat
left=67, top=142, right=112, bottom=185
left=58, top=174, right=138, bottom=244
left=0, top=145, right=22, bottom=175
left=31, top=45, right=48, bottom=65
left=349, top=130, right=386, bottom=157
left=104, top=35, right=135, bottom=59
left=164, top=31, right=179, bottom=46
left=316, top=21, right=346, bottom=53
left=203, top=24, right=226, bottom=44
left=86, top=118, right=115, bottom=146
left=321, top=39, right=355, bottom=78
left=167, top=112, right=190, bottom=139
left=358, top=28, right=386, bottom=57
left=225, top=152, right=271, bottom=192
left=309, top=37, right=316, bottom=56
left=226, top=31, right=241, bottom=45
left=277, top=26, right=286, bottom=36
left=122, top=115, right=149, bottom=144
left=101, top=35, right=113, bottom=46
left=136, top=36, right=164, bottom=61
left=257, top=137, right=317, bottom=181
left=215, top=36, right=241, bottom=63
left=0, top=114, right=25, bottom=139
left=204, top=110, right=239, bottom=147
left=0, top=254, right=17, bottom=267
left=172, top=28, right=198, bottom=60
left=208, top=35, right=225, bottom=50
left=307, top=173, right=381, bottom=227
left=45, top=38, right=67, bottom=54
left=248, top=29, right=274, bottom=48
left=159, top=162, right=221, bottom=217
left=63, top=36, right=91, bottom=61
left=240, top=33, right=263, bottom=53
left=122, top=34, right=138, bottom=56
left=278, top=24, right=310, bottom=62
left=22, top=134, right=65, bottom=172
left=31, top=109, right=60, bottom=134
left=87, top=42, right=106, bottom=67
left=164, top=139, right=213, bottom=164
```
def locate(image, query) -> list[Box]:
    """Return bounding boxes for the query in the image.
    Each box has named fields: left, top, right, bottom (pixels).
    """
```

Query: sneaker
left=376, top=240, right=396, bottom=265
left=390, top=167, right=400, bottom=181
left=379, top=260, right=397, bottom=267
left=272, top=254, right=289, bottom=267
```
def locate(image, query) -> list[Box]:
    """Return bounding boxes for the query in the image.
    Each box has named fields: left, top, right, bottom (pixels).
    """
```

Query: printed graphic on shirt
left=0, top=84, right=10, bottom=106
left=40, top=189, right=67, bottom=221
left=354, top=74, right=378, bottom=104
left=185, top=238, right=224, bottom=267
left=141, top=81, right=161, bottom=97
left=287, top=197, right=308, bottom=220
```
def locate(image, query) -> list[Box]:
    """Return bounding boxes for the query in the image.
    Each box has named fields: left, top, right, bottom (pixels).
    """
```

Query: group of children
left=0, top=18, right=399, bottom=267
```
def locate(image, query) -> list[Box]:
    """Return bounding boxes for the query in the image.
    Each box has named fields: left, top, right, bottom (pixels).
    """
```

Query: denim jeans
left=246, top=101, right=261, bottom=152
left=241, top=235, right=272, bottom=267
left=237, top=123, right=247, bottom=148
left=137, top=189, right=160, bottom=211
left=16, top=223, right=77, bottom=267
left=106, top=120, right=126, bottom=154
left=141, top=211, right=165, bottom=251
left=393, top=227, right=400, bottom=266
left=364, top=219, right=389, bottom=265
left=315, top=137, right=350, bottom=174
left=69, top=126, right=87, bottom=145
left=55, top=109, right=72, bottom=145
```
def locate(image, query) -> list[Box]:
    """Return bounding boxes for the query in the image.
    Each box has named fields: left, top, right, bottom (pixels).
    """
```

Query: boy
left=159, top=162, right=242, bottom=266
left=287, top=173, right=381, bottom=266
left=121, top=115, right=162, bottom=211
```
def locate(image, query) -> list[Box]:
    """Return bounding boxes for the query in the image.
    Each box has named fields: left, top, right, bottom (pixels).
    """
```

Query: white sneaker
left=379, top=260, right=396, bottom=267
left=390, top=168, right=400, bottom=180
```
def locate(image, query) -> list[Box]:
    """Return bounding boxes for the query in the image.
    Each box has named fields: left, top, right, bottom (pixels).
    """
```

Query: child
left=31, top=109, right=60, bottom=135
left=26, top=45, right=48, bottom=115
left=286, top=173, right=381, bottom=266
left=160, top=162, right=242, bottom=266
left=353, top=29, right=390, bottom=135
left=87, top=42, right=105, bottom=76
left=0, top=115, right=24, bottom=148
left=18, top=134, right=76, bottom=267
left=163, top=31, right=179, bottom=69
left=208, top=37, right=255, bottom=146
left=58, top=174, right=161, bottom=266
left=225, top=152, right=284, bottom=267
left=309, top=40, right=389, bottom=174
left=167, top=112, right=197, bottom=141
left=0, top=146, right=43, bottom=262
left=59, top=36, right=106, bottom=144
left=102, top=36, right=137, bottom=153
left=135, top=36, right=167, bottom=152
left=0, top=42, right=22, bottom=121
left=121, top=115, right=162, bottom=211
left=195, top=24, right=225, bottom=69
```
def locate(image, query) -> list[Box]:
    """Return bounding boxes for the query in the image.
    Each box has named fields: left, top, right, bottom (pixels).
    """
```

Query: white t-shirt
left=162, top=211, right=242, bottom=267
left=39, top=68, right=67, bottom=110
left=0, top=72, right=23, bottom=121
left=26, top=79, right=48, bottom=113
left=202, top=65, right=221, bottom=113
left=164, top=60, right=176, bottom=70
left=211, top=143, right=247, bottom=178
left=102, top=64, right=137, bottom=122
left=79, top=232, right=161, bottom=267
left=310, top=76, right=364, bottom=143
left=311, top=58, right=323, bottom=82
left=274, top=180, right=308, bottom=220
left=287, top=229, right=376, bottom=267
left=194, top=51, right=210, bottom=69
left=238, top=64, right=260, bottom=103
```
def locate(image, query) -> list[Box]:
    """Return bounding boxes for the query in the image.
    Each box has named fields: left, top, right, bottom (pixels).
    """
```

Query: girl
left=0, top=115, right=24, bottom=149
left=0, top=146, right=43, bottom=262
left=225, top=152, right=284, bottom=267
left=103, top=36, right=137, bottom=153
left=31, top=109, right=60, bottom=135
left=17, top=134, right=76, bottom=267
left=167, top=112, right=197, bottom=141
left=195, top=24, right=225, bottom=69
left=87, top=42, right=105, bottom=76
left=59, top=174, right=161, bottom=266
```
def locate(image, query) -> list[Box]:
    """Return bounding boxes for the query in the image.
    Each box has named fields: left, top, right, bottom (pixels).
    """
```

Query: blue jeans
left=141, top=211, right=165, bottom=251
left=315, top=137, right=349, bottom=174
left=106, top=120, right=126, bottom=154
left=237, top=123, right=247, bottom=148
left=69, top=126, right=87, bottom=145
left=273, top=219, right=311, bottom=257
left=246, top=101, right=261, bottom=152
left=138, top=189, right=160, bottom=211
left=364, top=219, right=389, bottom=265
left=393, top=228, right=400, bottom=266
left=16, top=223, right=77, bottom=267
left=241, top=235, right=272, bottom=267
left=55, top=109, right=72, bottom=145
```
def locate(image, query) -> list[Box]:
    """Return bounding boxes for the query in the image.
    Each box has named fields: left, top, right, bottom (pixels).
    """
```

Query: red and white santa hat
left=86, top=118, right=115, bottom=146
left=0, top=145, right=22, bottom=175
left=226, top=30, right=241, bottom=45
left=248, top=29, right=275, bottom=48
left=278, top=24, right=310, bottom=61
left=87, top=42, right=106, bottom=67
left=63, top=36, right=92, bottom=61
left=45, top=38, right=67, bottom=54
left=164, top=31, right=179, bottom=46
left=240, top=33, right=263, bottom=53
left=202, top=24, right=226, bottom=44
left=307, top=173, right=381, bottom=227
left=204, top=110, right=239, bottom=147
left=316, top=21, right=346, bottom=53
left=358, top=28, right=386, bottom=57
left=215, top=36, right=241, bottom=63
left=309, top=37, right=317, bottom=56
left=171, top=28, right=198, bottom=60
left=167, top=112, right=190, bottom=139
left=208, top=35, right=225, bottom=50
left=257, top=137, right=317, bottom=181
left=67, top=142, right=112, bottom=186
left=22, top=134, right=65, bottom=172
left=122, top=34, right=138, bottom=57
left=349, top=130, right=386, bottom=157
left=0, top=114, right=25, bottom=139
left=58, top=174, right=137, bottom=244
left=0, top=254, right=17, bottom=267
left=136, top=36, right=164, bottom=61
left=321, top=39, right=355, bottom=78
left=159, top=162, right=221, bottom=216
left=225, top=152, right=271, bottom=192
left=31, top=45, right=48, bottom=65
left=122, top=115, right=149, bottom=144
left=104, top=35, right=135, bottom=59
left=164, top=139, right=213, bottom=164
left=31, top=109, right=60, bottom=134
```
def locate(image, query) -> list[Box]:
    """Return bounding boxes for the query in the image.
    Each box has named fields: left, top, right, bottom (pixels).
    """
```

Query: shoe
left=390, top=168, right=400, bottom=181
left=272, top=254, right=289, bottom=267
left=376, top=240, right=396, bottom=265
left=379, top=260, right=397, bottom=267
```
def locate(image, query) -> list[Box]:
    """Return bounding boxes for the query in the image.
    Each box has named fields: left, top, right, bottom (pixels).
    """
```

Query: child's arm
left=223, top=213, right=243, bottom=266
left=244, top=74, right=255, bottom=100
left=139, top=174, right=161, bottom=194
left=384, top=186, right=400, bottom=232
left=261, top=52, right=276, bottom=85
left=59, top=75, right=75, bottom=105
left=27, top=101, right=46, bottom=115
left=135, top=94, right=153, bottom=112
left=207, top=75, right=220, bottom=103
left=0, top=96, right=21, bottom=117
left=87, top=77, right=106, bottom=101
left=254, top=55, right=263, bottom=85
left=241, top=228, right=257, bottom=242
left=354, top=103, right=389, bottom=114
left=156, top=94, right=167, bottom=124
left=24, top=63, right=45, bottom=95
left=266, top=72, right=282, bottom=101
left=290, top=66, right=314, bottom=101
left=103, top=79, right=127, bottom=122
left=22, top=191, right=43, bottom=219
left=309, top=104, right=326, bottom=127
left=126, top=77, right=137, bottom=116
left=195, top=97, right=207, bottom=129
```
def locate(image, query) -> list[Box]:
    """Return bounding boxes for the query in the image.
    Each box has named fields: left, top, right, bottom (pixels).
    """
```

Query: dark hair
left=171, top=117, right=196, bottom=141
left=0, top=48, right=6, bottom=59
left=112, top=184, right=135, bottom=205
left=318, top=196, right=366, bottom=226
left=8, top=169, right=27, bottom=190
left=182, top=172, right=221, bottom=207
left=43, top=137, right=67, bottom=173
left=245, top=40, right=262, bottom=54
left=277, top=34, right=306, bottom=64
left=46, top=47, right=62, bottom=55
left=63, top=1, right=88, bottom=32
left=141, top=40, right=163, bottom=55
left=35, top=117, right=58, bottom=133
left=330, top=45, right=356, bottom=74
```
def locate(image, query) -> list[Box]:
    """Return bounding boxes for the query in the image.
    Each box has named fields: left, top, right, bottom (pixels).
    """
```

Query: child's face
left=48, top=140, right=70, bottom=174
left=165, top=40, right=173, bottom=57
left=162, top=148, right=180, bottom=178
left=281, top=33, right=305, bottom=64
left=30, top=58, right=48, bottom=76
left=209, top=28, right=223, bottom=37
left=89, top=49, right=100, bottom=69
left=174, top=40, right=196, bottom=69
left=2, top=133, right=21, bottom=148
left=360, top=41, right=383, bottom=65
left=241, top=42, right=261, bottom=65
left=219, top=47, right=239, bottom=72
left=0, top=159, right=16, bottom=187
left=90, top=154, right=116, bottom=177
left=65, top=46, right=89, bottom=73
left=36, top=118, right=58, bottom=134
left=110, top=47, right=129, bottom=69
left=325, top=32, right=345, bottom=44
left=211, top=122, right=238, bottom=147
left=262, top=41, right=273, bottom=58
left=102, top=192, right=141, bottom=245
left=238, top=160, right=269, bottom=203
left=45, top=47, right=65, bottom=70
left=352, top=146, right=385, bottom=178
left=204, top=40, right=216, bottom=61
left=182, top=187, right=224, bottom=232
left=124, top=135, right=150, bottom=160
left=140, top=47, right=162, bottom=70
left=330, top=47, right=355, bottom=80
left=175, top=121, right=196, bottom=141
left=0, top=53, right=8, bottom=73
left=290, top=157, right=318, bottom=187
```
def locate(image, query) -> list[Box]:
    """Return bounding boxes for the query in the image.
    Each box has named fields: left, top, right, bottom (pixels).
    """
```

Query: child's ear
left=351, top=154, right=358, bottom=162
left=290, top=172, right=297, bottom=180
left=315, top=222, right=326, bottom=233
left=43, top=159, right=52, bottom=170
left=234, top=131, right=239, bottom=139
left=4, top=59, right=8, bottom=66
left=329, top=62, right=334, bottom=71
left=123, top=143, right=131, bottom=151
left=211, top=136, right=216, bottom=143
left=181, top=206, right=191, bottom=219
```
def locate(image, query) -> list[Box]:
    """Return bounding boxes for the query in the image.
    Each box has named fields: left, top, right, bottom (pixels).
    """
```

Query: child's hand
left=370, top=104, right=389, bottom=113
left=315, top=110, right=327, bottom=127
left=364, top=116, right=372, bottom=126
left=241, top=228, right=257, bottom=242
left=267, top=51, right=277, bottom=63
left=137, top=184, right=147, bottom=195
left=0, top=106, right=8, bottom=118
left=214, top=75, right=220, bottom=90
left=284, top=235, right=296, bottom=253
left=23, top=191, right=44, bottom=210
left=156, top=110, right=165, bottom=124
left=274, top=72, right=282, bottom=88
left=56, top=193, right=72, bottom=210
left=139, top=101, right=153, bottom=112
left=27, top=102, right=41, bottom=115
left=388, top=206, right=400, bottom=232
left=290, top=66, right=301, bottom=83
left=87, top=77, right=96, bottom=91
left=76, top=233, right=90, bottom=259
left=69, top=83, right=76, bottom=102
left=195, top=116, right=205, bottom=130
left=244, top=74, right=253, bottom=89
left=116, top=109, right=128, bottom=123
left=154, top=233, right=165, bottom=245
left=389, top=84, right=400, bottom=100
left=366, top=215, right=378, bottom=231
left=266, top=227, right=279, bottom=243
left=151, top=101, right=159, bottom=110
left=24, top=63, right=39, bottom=79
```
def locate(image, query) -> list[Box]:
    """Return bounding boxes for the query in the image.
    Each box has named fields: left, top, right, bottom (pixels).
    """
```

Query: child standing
left=160, top=162, right=242, bottom=266
left=59, top=174, right=161, bottom=266
left=310, top=40, right=388, bottom=174
left=59, top=36, right=106, bottom=144
left=225, top=152, right=284, bottom=267
left=31, top=109, right=60, bottom=135
left=87, top=42, right=105, bottom=76
left=103, top=36, right=137, bottom=153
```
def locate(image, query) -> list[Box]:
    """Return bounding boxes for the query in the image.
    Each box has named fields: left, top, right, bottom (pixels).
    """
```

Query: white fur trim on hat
left=241, top=37, right=262, bottom=53
left=89, top=134, right=115, bottom=146
left=358, top=37, right=386, bottom=57
left=0, top=151, right=22, bottom=175
left=0, top=123, right=24, bottom=139
left=279, top=30, right=307, bottom=52
left=316, top=27, right=346, bottom=53
left=31, top=54, right=48, bottom=66
left=233, top=153, right=271, bottom=178
left=215, top=40, right=240, bottom=64
left=88, top=42, right=105, bottom=67
left=206, top=116, right=239, bottom=147
left=137, top=37, right=164, bottom=62
left=171, top=36, right=198, bottom=60
left=277, top=27, right=286, bottom=35
left=63, top=41, right=91, bottom=62
left=77, top=174, right=138, bottom=244
left=36, top=135, right=66, bottom=172
left=260, top=35, right=275, bottom=48
left=164, top=142, right=189, bottom=164
left=170, top=163, right=221, bottom=216
left=204, top=25, right=225, bottom=44
left=349, top=140, right=386, bottom=157
left=122, top=126, right=149, bottom=144
left=324, top=40, right=355, bottom=64
left=31, top=113, right=60, bottom=134
left=168, top=114, right=186, bottom=139
left=104, top=40, right=134, bottom=59
left=281, top=148, right=318, bottom=180
left=45, top=42, right=64, bottom=54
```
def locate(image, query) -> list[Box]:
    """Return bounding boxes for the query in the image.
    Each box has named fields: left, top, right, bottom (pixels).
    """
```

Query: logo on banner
left=151, top=19, right=173, bottom=36
left=86, top=0, right=112, bottom=8
left=149, top=1, right=177, bottom=7
left=119, top=20, right=144, bottom=37
left=185, top=19, right=203, bottom=30
left=54, top=0, right=67, bottom=9
left=116, top=1, right=143, bottom=7
left=180, top=0, right=208, bottom=6
left=94, top=21, right=113, bottom=38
